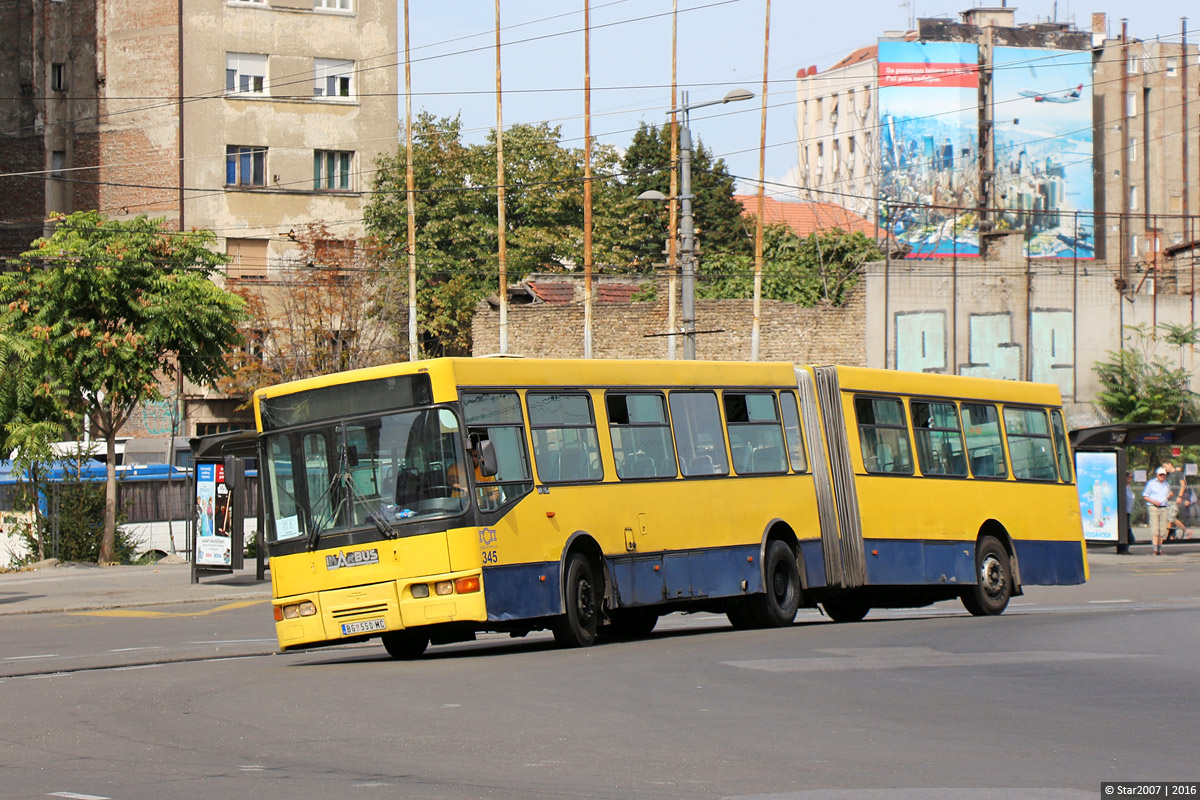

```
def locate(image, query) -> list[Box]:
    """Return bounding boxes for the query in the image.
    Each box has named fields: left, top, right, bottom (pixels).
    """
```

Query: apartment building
left=0, top=0, right=398, bottom=435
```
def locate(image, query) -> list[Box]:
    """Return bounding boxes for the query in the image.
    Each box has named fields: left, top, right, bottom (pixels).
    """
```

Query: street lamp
left=639, top=88, right=753, bottom=360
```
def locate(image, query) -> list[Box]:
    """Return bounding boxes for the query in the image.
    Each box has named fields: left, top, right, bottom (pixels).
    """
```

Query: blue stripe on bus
left=482, top=562, right=562, bottom=622
left=799, top=539, right=826, bottom=589
left=1010, top=539, right=1086, bottom=585
left=481, top=544, right=765, bottom=621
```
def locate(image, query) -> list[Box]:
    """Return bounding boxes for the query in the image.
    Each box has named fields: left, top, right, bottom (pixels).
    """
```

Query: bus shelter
left=1069, top=423, right=1200, bottom=552
left=189, top=430, right=265, bottom=583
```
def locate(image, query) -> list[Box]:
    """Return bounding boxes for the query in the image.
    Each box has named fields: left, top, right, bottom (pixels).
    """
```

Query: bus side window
left=527, top=392, right=603, bottom=483
left=778, top=391, right=808, bottom=473
left=723, top=392, right=787, bottom=474
left=1003, top=406, right=1058, bottom=481
left=961, top=403, right=1007, bottom=478
left=1050, top=409, right=1073, bottom=483
left=854, top=396, right=913, bottom=475
left=911, top=400, right=967, bottom=477
left=461, top=392, right=534, bottom=510
left=668, top=391, right=731, bottom=477
left=607, top=393, right=677, bottom=480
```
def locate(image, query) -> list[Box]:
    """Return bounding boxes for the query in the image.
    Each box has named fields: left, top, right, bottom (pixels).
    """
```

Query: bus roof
left=827, top=365, right=1064, bottom=406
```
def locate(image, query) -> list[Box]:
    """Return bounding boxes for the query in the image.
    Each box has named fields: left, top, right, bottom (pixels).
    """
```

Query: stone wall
left=472, top=283, right=866, bottom=365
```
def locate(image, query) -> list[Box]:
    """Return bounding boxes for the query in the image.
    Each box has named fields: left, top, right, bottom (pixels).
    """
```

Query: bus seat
left=559, top=446, right=588, bottom=481
left=539, top=451, right=561, bottom=482
left=642, top=438, right=671, bottom=477
left=688, top=454, right=715, bottom=475
left=752, top=445, right=784, bottom=473
left=624, top=454, right=654, bottom=478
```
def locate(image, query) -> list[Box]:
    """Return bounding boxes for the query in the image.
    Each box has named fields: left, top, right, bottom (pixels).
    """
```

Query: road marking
left=240, top=765, right=266, bottom=772
left=109, top=646, right=162, bottom=652
left=186, top=638, right=276, bottom=645
left=726, top=646, right=1144, bottom=674
left=73, top=599, right=263, bottom=619
left=6, top=654, right=58, bottom=661
left=1088, top=599, right=1132, bottom=604
left=47, top=792, right=111, bottom=800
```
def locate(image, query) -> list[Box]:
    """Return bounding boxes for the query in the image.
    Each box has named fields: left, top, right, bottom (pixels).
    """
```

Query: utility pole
left=495, top=0, right=508, bottom=354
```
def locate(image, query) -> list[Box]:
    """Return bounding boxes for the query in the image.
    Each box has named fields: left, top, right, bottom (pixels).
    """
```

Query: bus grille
left=330, top=603, right=390, bottom=620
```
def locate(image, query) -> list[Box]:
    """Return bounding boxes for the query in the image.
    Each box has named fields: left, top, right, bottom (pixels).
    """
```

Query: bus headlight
left=411, top=583, right=430, bottom=598
left=435, top=580, right=454, bottom=596
left=275, top=601, right=318, bottom=621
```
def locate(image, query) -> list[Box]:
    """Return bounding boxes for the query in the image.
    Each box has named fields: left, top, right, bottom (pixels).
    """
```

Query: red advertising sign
left=878, top=62, right=979, bottom=88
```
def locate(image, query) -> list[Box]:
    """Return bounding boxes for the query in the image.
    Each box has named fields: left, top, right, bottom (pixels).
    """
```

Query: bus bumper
left=274, top=572, right=488, bottom=651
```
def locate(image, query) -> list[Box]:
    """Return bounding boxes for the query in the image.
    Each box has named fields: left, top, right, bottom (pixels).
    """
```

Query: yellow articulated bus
left=254, top=358, right=1086, bottom=658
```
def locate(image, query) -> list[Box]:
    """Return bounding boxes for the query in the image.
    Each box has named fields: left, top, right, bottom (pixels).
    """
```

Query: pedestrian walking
left=1143, top=466, right=1173, bottom=556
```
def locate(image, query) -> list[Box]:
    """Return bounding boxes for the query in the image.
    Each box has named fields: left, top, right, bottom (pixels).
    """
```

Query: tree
left=365, top=115, right=643, bottom=355
left=0, top=211, right=244, bottom=564
left=1094, top=324, right=1200, bottom=424
left=221, top=222, right=400, bottom=392
left=697, top=225, right=882, bottom=306
left=620, top=122, right=753, bottom=266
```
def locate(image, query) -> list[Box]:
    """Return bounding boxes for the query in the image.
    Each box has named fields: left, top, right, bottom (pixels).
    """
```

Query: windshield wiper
left=306, top=473, right=341, bottom=551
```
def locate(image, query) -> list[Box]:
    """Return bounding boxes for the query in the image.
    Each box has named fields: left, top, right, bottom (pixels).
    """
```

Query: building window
left=1167, top=57, right=1179, bottom=77
left=313, top=150, right=352, bottom=190
left=1126, top=91, right=1136, bottom=116
left=226, top=145, right=266, bottom=187
left=226, top=53, right=267, bottom=95
left=1129, top=137, right=1137, bottom=162
left=229, top=0, right=265, bottom=4
left=50, top=63, right=66, bottom=92
left=314, top=0, right=351, bottom=8
left=50, top=150, right=65, bottom=177
left=1127, top=55, right=1139, bottom=75
left=1130, top=185, right=1138, bottom=211
left=226, top=237, right=269, bottom=280
left=313, top=58, right=353, bottom=99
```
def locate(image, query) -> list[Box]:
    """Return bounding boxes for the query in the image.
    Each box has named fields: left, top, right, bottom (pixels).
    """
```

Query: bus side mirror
left=478, top=439, right=498, bottom=477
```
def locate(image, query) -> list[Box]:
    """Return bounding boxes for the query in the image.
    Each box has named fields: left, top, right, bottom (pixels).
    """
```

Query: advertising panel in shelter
left=992, top=46, right=1095, bottom=258
left=1075, top=451, right=1119, bottom=542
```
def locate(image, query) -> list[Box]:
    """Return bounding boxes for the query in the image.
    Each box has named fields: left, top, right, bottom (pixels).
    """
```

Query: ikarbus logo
left=325, top=549, right=380, bottom=570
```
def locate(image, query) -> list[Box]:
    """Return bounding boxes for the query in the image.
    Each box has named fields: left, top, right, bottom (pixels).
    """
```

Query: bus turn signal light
left=455, top=576, right=481, bottom=594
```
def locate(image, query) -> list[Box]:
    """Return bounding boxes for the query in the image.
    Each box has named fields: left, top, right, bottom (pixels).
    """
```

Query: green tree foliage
left=1094, top=324, right=1199, bottom=423
left=365, top=114, right=646, bottom=355
left=619, top=122, right=753, bottom=266
left=0, top=211, right=244, bottom=563
left=696, top=225, right=882, bottom=306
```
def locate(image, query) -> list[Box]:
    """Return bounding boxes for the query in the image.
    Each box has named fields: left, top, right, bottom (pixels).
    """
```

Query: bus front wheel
left=747, top=540, right=801, bottom=627
left=962, top=536, right=1012, bottom=617
left=552, top=553, right=600, bottom=647
left=382, top=630, right=429, bottom=659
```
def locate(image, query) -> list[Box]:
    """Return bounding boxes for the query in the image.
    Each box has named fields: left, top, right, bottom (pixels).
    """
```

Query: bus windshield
left=263, top=407, right=468, bottom=546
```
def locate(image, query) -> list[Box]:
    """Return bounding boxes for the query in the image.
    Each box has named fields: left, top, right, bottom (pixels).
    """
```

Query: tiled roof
left=597, top=284, right=638, bottom=303
left=735, top=195, right=876, bottom=238
left=828, top=44, right=878, bottom=71
left=527, top=281, right=575, bottom=304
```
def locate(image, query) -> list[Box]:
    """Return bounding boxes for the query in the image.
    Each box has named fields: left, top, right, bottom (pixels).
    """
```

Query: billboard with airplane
left=993, top=46, right=1094, bottom=258
left=877, top=41, right=1094, bottom=259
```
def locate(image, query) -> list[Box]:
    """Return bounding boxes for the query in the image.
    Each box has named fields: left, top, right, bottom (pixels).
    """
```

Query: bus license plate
left=341, top=618, right=387, bottom=636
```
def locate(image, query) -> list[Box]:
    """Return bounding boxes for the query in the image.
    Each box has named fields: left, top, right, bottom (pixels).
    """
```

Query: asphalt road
left=2, top=556, right=1198, bottom=800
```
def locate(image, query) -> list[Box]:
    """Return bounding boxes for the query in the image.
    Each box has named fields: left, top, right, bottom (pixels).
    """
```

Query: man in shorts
left=1143, top=466, right=1173, bottom=556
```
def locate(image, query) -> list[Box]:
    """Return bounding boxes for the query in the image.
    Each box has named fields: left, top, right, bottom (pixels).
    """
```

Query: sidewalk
left=0, top=560, right=270, bottom=616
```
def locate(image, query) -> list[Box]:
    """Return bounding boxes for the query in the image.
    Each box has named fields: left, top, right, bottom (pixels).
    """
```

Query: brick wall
left=472, top=284, right=866, bottom=365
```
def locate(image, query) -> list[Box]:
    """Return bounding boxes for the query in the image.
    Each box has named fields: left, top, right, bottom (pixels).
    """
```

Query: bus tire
left=748, top=539, right=801, bottom=627
left=822, top=598, right=870, bottom=623
left=962, top=535, right=1012, bottom=617
left=552, top=553, right=600, bottom=647
left=600, top=608, right=658, bottom=639
left=382, top=631, right=429, bottom=659
left=726, top=599, right=757, bottom=629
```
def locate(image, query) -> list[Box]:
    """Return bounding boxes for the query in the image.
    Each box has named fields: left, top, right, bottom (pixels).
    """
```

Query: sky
left=391, top=0, right=1194, bottom=198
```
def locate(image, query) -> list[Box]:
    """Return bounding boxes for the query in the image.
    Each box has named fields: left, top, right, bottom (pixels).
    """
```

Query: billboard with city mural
left=992, top=46, right=1094, bottom=258
left=878, top=40, right=1094, bottom=258
left=878, top=40, right=981, bottom=257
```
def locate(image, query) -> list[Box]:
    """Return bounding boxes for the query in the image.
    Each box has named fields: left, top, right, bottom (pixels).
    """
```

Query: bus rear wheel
left=822, top=598, right=870, bottom=622
left=600, top=608, right=658, bottom=639
left=552, top=553, right=600, bottom=647
left=962, top=535, right=1012, bottom=617
left=382, top=630, right=429, bottom=659
left=747, top=540, right=800, bottom=627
